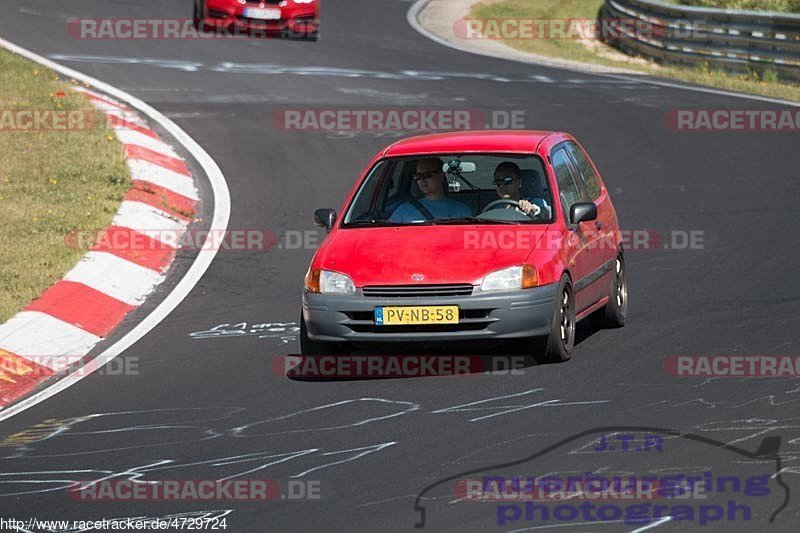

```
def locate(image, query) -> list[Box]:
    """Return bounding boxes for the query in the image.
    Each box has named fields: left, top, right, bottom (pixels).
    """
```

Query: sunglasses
left=414, top=170, right=442, bottom=181
left=493, top=175, right=518, bottom=186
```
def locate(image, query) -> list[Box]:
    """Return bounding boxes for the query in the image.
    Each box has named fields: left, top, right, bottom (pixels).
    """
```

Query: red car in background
left=194, top=0, right=319, bottom=39
left=302, top=131, right=627, bottom=363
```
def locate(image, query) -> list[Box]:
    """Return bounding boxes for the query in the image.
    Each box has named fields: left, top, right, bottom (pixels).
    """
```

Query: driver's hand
left=518, top=200, right=541, bottom=216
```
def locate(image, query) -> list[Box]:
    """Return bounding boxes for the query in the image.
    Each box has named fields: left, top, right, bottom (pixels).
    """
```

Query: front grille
left=362, top=284, right=473, bottom=298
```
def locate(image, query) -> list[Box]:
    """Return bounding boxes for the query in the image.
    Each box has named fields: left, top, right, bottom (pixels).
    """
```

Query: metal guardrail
left=601, top=0, right=800, bottom=81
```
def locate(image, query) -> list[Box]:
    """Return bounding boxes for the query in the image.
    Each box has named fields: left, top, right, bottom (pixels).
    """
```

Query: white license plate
left=243, top=7, right=281, bottom=20
left=374, top=306, right=459, bottom=326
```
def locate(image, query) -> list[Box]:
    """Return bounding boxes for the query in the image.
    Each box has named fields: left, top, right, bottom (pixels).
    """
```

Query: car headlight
left=480, top=265, right=538, bottom=292
left=305, top=269, right=355, bottom=295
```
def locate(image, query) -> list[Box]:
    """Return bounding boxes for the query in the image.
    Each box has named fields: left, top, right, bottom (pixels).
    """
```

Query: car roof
left=382, top=130, right=561, bottom=157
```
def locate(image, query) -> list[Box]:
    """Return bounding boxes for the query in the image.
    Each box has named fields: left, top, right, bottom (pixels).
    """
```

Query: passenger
left=389, top=157, right=472, bottom=222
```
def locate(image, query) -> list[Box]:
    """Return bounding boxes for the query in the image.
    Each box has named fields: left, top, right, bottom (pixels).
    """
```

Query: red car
left=302, top=131, right=627, bottom=362
left=194, top=0, right=319, bottom=39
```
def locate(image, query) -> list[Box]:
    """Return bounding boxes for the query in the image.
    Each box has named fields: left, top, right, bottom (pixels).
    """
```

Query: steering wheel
left=481, top=199, right=525, bottom=214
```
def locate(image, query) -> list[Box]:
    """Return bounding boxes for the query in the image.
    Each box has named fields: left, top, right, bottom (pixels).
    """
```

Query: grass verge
left=0, top=48, right=130, bottom=323
left=662, top=0, right=800, bottom=12
left=469, top=0, right=800, bottom=103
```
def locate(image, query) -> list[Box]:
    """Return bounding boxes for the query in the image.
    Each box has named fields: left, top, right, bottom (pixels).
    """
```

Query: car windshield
left=342, top=154, right=554, bottom=227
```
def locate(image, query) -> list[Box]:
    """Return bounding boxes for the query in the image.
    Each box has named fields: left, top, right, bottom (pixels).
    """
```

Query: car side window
left=564, top=141, right=601, bottom=200
left=551, top=149, right=582, bottom=219
left=344, top=160, right=390, bottom=222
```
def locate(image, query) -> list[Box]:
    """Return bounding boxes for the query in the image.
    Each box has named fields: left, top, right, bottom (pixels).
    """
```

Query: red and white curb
left=0, top=37, right=229, bottom=423
left=0, top=87, right=199, bottom=407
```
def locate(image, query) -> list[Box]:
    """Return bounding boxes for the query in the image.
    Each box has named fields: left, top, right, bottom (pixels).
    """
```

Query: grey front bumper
left=302, top=283, right=558, bottom=342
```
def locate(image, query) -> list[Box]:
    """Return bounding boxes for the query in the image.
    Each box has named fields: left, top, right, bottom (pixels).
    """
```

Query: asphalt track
left=1, top=1, right=800, bottom=531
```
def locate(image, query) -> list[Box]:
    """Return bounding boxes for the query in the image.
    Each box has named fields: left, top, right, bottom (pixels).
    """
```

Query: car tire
left=300, top=314, right=338, bottom=356
left=534, top=274, right=575, bottom=364
left=306, top=28, right=320, bottom=41
left=590, top=253, right=627, bottom=329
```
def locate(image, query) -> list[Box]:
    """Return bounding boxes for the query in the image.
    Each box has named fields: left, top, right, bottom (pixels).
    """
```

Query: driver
left=492, top=162, right=549, bottom=217
left=389, top=157, right=472, bottom=222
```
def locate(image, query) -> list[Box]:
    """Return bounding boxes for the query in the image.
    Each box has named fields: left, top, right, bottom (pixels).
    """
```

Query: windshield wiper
left=344, top=218, right=397, bottom=227
left=434, top=217, right=519, bottom=225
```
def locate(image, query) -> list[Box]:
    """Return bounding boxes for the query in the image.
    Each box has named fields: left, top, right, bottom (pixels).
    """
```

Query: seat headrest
left=520, top=169, right=546, bottom=198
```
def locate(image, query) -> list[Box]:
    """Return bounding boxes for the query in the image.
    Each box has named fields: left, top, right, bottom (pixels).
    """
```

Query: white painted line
left=0, top=312, right=101, bottom=366
left=112, top=200, right=188, bottom=246
left=0, top=36, right=230, bottom=422
left=128, top=159, right=198, bottom=200
left=116, top=129, right=180, bottom=158
left=631, top=516, right=674, bottom=532
left=406, top=0, right=800, bottom=107
left=598, top=72, right=800, bottom=107
left=63, top=251, right=165, bottom=306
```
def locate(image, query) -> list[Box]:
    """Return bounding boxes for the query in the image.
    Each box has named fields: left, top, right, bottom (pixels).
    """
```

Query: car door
left=550, top=147, right=598, bottom=313
left=563, top=141, right=617, bottom=307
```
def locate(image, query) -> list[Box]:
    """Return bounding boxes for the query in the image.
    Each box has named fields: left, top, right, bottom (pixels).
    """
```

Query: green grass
left=662, top=0, right=800, bottom=13
left=0, top=49, right=130, bottom=323
left=470, top=0, right=800, bottom=103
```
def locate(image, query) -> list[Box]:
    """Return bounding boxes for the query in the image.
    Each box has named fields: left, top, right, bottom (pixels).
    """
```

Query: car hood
left=314, top=225, right=550, bottom=286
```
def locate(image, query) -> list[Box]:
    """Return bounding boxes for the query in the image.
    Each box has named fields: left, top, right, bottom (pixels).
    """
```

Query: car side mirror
left=314, top=208, right=337, bottom=232
left=569, top=202, right=597, bottom=225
